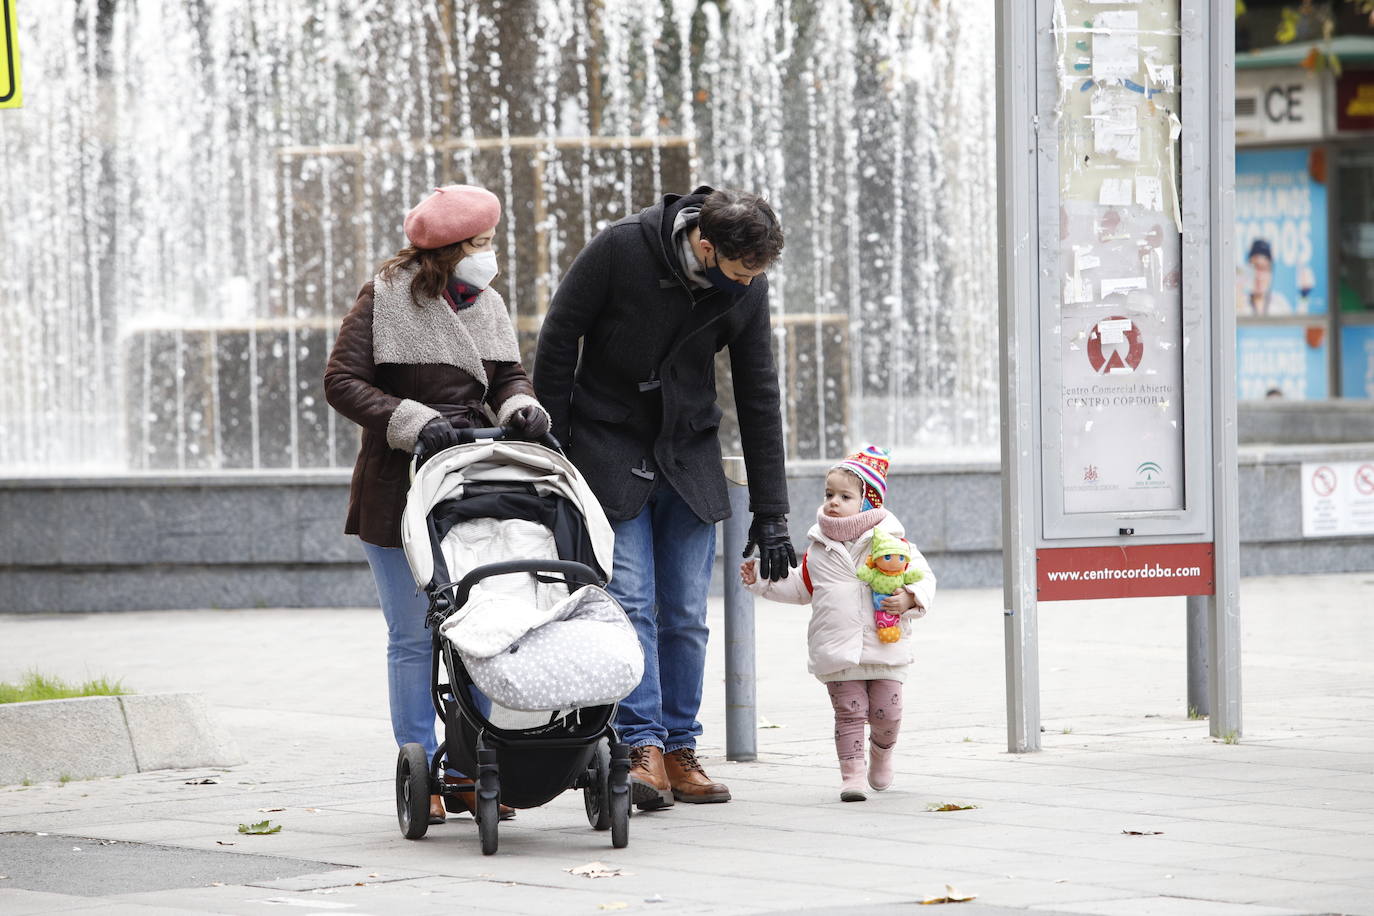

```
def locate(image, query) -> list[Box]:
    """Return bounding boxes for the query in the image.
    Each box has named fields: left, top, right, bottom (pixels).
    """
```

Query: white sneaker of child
left=839, top=758, right=868, bottom=802
left=868, top=740, right=895, bottom=791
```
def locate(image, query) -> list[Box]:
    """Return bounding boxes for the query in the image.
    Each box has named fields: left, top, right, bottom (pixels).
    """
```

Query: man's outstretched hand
left=742, top=514, right=797, bottom=581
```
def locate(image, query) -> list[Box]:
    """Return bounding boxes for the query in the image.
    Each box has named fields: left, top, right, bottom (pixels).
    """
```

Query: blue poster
left=1235, top=148, right=1328, bottom=317
left=1237, top=325, right=1328, bottom=400
left=1340, top=325, right=1374, bottom=399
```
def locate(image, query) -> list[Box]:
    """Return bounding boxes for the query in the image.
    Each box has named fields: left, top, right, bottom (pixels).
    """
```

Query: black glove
left=742, top=513, right=798, bottom=582
left=507, top=405, right=550, bottom=441
left=415, top=417, right=461, bottom=456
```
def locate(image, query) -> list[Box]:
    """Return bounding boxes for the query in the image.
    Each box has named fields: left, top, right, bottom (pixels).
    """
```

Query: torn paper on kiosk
left=1090, top=94, right=1141, bottom=163
left=1092, top=11, right=1139, bottom=80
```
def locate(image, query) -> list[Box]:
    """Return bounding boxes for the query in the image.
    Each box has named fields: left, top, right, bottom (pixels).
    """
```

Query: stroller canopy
left=400, top=440, right=615, bottom=591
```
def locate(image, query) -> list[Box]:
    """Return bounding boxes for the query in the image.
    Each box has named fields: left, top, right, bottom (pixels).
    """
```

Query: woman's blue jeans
left=361, top=540, right=489, bottom=773
left=606, top=482, right=716, bottom=752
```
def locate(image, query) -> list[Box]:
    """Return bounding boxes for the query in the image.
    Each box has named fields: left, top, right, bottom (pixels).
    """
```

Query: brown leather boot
left=441, top=773, right=516, bottom=820
left=664, top=747, right=731, bottom=804
left=429, top=794, right=447, bottom=825
left=627, top=745, right=674, bottom=810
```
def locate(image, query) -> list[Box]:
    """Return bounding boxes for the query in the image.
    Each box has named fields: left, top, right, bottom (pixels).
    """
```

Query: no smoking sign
left=1302, top=461, right=1374, bottom=537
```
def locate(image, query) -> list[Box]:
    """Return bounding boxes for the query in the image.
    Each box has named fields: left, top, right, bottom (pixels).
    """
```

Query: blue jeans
left=607, top=482, right=716, bottom=752
left=363, top=541, right=440, bottom=761
left=361, top=540, right=489, bottom=774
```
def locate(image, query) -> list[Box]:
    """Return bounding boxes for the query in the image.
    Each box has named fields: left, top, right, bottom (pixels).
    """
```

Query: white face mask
left=454, top=249, right=498, bottom=289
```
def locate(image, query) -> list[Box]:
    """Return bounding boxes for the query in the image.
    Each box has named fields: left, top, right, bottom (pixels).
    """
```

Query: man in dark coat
left=534, top=186, right=797, bottom=808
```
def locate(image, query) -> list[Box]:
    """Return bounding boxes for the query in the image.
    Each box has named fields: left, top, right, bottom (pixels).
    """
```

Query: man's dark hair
left=698, top=188, right=784, bottom=271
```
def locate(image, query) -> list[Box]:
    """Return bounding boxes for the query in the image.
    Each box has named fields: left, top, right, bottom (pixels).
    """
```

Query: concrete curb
left=0, top=692, right=243, bottom=785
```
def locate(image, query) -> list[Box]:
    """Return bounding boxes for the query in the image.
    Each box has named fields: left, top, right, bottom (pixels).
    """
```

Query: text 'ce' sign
left=1, top=0, right=21, bottom=109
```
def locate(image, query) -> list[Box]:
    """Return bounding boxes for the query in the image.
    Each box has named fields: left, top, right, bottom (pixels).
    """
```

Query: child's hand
left=880, top=590, right=917, bottom=613
left=739, top=559, right=757, bottom=586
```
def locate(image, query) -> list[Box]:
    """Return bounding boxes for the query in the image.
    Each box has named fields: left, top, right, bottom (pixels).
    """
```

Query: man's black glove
left=742, top=513, right=798, bottom=581
left=415, top=417, right=462, bottom=456
left=507, top=405, right=550, bottom=441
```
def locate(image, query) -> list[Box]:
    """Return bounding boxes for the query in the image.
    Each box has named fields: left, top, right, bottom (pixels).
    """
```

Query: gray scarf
left=672, top=206, right=711, bottom=290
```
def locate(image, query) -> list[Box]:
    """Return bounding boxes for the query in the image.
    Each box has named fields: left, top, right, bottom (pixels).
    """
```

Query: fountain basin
left=3, top=441, right=1372, bottom=612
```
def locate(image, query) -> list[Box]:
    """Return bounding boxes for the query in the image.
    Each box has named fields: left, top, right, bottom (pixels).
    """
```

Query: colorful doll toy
left=855, top=530, right=924, bottom=643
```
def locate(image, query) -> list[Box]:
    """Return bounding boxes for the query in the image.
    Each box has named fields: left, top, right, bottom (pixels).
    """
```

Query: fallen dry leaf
left=237, top=820, right=282, bottom=835
left=1121, top=829, right=1163, bottom=836
left=185, top=778, right=218, bottom=785
left=598, top=904, right=629, bottom=912
left=367, top=873, right=379, bottom=878
left=566, top=862, right=633, bottom=878
left=216, top=841, right=235, bottom=846
left=257, top=807, right=286, bottom=813
left=918, top=884, right=977, bottom=905
left=926, top=802, right=980, bottom=812
left=209, top=882, right=225, bottom=887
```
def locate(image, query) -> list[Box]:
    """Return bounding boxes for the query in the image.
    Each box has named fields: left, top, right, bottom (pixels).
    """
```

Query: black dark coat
left=533, top=187, right=789, bottom=524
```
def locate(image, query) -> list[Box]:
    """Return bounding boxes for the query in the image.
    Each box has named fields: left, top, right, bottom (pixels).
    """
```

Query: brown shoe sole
left=630, top=776, right=675, bottom=810
left=671, top=787, right=731, bottom=804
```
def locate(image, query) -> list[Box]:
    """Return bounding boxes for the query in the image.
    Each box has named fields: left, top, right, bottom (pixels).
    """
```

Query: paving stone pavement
left=1, top=572, right=1372, bottom=915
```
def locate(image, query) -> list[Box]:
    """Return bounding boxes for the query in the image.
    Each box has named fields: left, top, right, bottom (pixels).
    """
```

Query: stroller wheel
left=476, top=748, right=500, bottom=856
left=584, top=738, right=612, bottom=831
left=609, top=742, right=630, bottom=849
left=396, top=743, right=430, bottom=840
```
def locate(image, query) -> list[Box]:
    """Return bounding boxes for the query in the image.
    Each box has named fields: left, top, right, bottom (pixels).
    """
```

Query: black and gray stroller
left=393, top=427, right=641, bottom=854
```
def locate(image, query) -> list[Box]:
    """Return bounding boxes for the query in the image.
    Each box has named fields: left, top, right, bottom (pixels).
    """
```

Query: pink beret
left=403, top=185, right=501, bottom=250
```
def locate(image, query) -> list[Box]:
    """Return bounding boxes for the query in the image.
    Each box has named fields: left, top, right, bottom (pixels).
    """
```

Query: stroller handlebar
left=438, top=559, right=605, bottom=613
left=412, top=426, right=564, bottom=466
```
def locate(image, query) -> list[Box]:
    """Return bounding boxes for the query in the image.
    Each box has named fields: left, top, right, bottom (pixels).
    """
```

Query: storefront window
left=1234, top=146, right=1331, bottom=399
left=1337, top=147, right=1374, bottom=397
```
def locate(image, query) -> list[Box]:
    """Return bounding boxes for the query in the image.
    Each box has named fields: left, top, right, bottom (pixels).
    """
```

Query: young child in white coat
left=739, top=446, right=935, bottom=801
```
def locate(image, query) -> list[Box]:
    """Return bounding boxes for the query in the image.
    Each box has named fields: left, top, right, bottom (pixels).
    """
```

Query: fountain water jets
left=0, top=0, right=998, bottom=473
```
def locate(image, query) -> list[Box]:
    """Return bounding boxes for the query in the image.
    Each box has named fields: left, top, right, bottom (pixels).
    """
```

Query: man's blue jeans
left=607, top=482, right=716, bottom=752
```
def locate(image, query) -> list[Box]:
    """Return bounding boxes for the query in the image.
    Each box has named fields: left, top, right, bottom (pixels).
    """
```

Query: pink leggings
left=825, top=678, right=903, bottom=761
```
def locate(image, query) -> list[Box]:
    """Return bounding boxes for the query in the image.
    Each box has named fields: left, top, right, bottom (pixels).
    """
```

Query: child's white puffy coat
left=745, top=512, right=936, bottom=680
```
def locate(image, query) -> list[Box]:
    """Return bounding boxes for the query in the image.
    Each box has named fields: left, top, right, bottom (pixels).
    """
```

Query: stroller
left=392, top=427, right=641, bottom=854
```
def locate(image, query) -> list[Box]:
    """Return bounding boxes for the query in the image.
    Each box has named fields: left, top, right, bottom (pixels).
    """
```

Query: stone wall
left=3, top=442, right=1372, bottom=612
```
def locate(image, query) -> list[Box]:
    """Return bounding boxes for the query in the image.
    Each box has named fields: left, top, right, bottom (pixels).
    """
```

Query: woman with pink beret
left=324, top=184, right=547, bottom=825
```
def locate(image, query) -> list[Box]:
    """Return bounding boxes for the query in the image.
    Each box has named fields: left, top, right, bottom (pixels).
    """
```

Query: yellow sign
left=1, top=0, right=21, bottom=109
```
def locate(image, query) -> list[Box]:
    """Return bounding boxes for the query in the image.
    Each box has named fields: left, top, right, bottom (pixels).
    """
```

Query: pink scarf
left=816, top=507, right=887, bottom=544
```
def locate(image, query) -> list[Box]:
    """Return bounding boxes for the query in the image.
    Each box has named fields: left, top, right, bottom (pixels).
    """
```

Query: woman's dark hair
left=698, top=188, right=784, bottom=270
left=378, top=240, right=469, bottom=303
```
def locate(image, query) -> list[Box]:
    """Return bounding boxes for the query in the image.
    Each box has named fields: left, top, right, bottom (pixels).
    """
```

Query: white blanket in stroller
left=437, top=518, right=644, bottom=712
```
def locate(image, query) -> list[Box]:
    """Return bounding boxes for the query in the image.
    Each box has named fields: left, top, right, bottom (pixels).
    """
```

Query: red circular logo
left=1355, top=465, right=1374, bottom=496
left=1086, top=316, right=1144, bottom=374
left=1312, top=466, right=1338, bottom=498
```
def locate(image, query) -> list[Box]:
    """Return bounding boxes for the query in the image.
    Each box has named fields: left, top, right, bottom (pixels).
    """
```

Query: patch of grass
left=58, top=774, right=71, bottom=786
left=1221, top=730, right=1239, bottom=745
left=1061, top=727, right=1073, bottom=735
left=1187, top=705, right=1207, bottom=720
left=20, top=778, right=32, bottom=787
left=962, top=737, right=972, bottom=743
left=0, top=672, right=129, bottom=705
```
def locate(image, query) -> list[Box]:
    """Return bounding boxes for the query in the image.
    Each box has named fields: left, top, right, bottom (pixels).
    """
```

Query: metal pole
left=721, top=456, right=756, bottom=762
left=1207, top=0, right=1243, bottom=739
left=1185, top=595, right=1209, bottom=718
left=997, top=0, right=1041, bottom=752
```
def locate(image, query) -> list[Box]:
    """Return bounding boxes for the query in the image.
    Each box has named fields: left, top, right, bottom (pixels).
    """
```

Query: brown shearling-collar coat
left=324, top=269, right=542, bottom=547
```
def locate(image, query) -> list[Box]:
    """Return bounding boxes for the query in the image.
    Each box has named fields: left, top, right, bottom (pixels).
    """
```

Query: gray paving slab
left=2, top=573, right=1373, bottom=915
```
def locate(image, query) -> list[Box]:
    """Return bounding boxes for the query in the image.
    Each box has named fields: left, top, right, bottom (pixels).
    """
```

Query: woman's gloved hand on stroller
left=507, top=404, right=550, bottom=441
left=416, top=418, right=464, bottom=456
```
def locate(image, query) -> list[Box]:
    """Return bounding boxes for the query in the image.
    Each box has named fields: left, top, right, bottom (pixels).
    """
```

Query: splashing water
left=0, top=0, right=997, bottom=473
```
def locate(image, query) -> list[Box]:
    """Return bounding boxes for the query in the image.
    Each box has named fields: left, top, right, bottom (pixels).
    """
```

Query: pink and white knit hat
left=831, top=445, right=891, bottom=510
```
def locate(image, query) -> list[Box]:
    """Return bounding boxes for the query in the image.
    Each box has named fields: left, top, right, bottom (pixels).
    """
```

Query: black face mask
left=704, top=249, right=752, bottom=298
